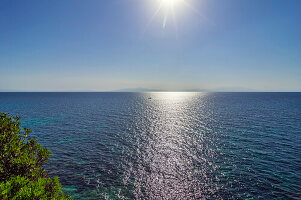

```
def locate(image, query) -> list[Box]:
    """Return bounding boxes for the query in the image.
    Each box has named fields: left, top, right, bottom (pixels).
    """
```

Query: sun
left=161, top=0, right=183, bottom=8
left=146, top=0, right=193, bottom=29
left=157, top=0, right=186, bottom=28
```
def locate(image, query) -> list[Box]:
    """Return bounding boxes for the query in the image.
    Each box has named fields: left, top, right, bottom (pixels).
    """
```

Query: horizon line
left=0, top=91, right=300, bottom=93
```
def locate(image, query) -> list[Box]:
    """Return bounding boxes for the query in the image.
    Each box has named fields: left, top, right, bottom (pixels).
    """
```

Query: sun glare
left=161, top=0, right=183, bottom=8
left=153, top=0, right=187, bottom=28
left=146, top=0, right=194, bottom=29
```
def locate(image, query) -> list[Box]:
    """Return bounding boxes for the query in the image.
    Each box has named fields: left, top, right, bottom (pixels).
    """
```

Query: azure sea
left=0, top=92, right=300, bottom=199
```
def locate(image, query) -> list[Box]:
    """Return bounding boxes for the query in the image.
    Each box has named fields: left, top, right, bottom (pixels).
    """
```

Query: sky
left=0, top=0, right=300, bottom=92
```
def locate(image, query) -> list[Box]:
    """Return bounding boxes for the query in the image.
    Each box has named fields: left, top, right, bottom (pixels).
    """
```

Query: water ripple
left=0, top=92, right=300, bottom=199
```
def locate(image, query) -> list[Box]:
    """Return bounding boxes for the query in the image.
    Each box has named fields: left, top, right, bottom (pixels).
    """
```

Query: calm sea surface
left=0, top=92, right=300, bottom=199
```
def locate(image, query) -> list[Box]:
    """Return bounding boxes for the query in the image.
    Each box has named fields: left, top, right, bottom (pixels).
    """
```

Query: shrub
left=0, top=113, right=72, bottom=199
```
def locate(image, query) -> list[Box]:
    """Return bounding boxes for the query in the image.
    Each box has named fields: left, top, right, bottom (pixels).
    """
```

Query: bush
left=0, top=113, right=72, bottom=199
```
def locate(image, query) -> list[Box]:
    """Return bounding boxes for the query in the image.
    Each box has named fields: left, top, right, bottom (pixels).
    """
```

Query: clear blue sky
left=0, top=0, right=300, bottom=91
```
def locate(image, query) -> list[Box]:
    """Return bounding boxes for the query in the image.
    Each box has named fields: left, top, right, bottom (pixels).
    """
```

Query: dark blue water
left=0, top=92, right=300, bottom=199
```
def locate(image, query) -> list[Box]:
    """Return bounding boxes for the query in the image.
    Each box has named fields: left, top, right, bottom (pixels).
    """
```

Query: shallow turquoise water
left=0, top=92, right=300, bottom=199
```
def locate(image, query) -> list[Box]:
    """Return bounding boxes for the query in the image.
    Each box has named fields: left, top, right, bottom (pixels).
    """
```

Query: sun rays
left=151, top=0, right=192, bottom=29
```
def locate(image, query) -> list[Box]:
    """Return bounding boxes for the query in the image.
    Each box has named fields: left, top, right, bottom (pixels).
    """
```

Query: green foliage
left=0, top=113, right=72, bottom=200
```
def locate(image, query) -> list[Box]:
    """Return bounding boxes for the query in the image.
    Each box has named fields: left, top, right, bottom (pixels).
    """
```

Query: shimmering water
left=0, top=92, right=300, bottom=199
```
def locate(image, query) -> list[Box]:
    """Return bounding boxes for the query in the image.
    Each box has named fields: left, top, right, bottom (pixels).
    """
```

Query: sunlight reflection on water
left=1, top=92, right=300, bottom=199
left=121, top=92, right=222, bottom=199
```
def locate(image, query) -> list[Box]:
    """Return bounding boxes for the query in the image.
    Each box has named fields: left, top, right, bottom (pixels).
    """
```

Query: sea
left=0, top=92, right=300, bottom=199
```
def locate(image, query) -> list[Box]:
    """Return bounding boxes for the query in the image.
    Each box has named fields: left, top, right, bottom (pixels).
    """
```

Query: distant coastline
left=1, top=87, right=300, bottom=93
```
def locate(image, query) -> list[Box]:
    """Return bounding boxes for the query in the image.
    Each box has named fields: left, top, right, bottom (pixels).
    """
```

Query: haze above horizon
left=0, top=0, right=300, bottom=92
